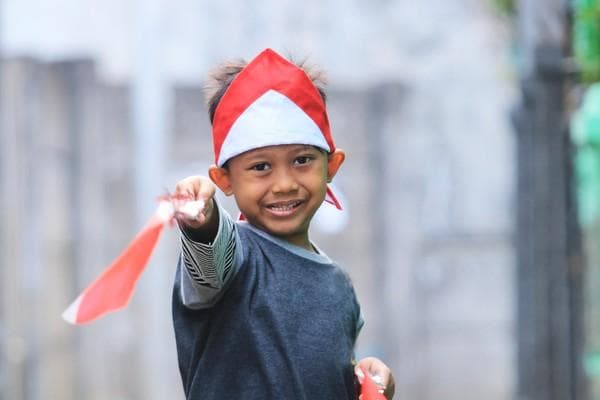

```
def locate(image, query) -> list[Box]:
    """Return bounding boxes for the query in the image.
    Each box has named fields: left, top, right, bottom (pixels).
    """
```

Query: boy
left=172, top=48, right=395, bottom=399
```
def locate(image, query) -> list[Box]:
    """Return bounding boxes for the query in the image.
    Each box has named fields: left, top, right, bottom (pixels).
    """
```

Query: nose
left=271, top=169, right=299, bottom=194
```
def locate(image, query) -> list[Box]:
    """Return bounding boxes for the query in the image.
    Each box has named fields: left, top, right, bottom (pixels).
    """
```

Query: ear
left=327, top=149, right=346, bottom=182
left=208, top=165, right=233, bottom=196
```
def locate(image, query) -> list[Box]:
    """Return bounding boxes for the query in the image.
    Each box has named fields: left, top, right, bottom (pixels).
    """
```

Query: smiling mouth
left=265, top=200, right=303, bottom=216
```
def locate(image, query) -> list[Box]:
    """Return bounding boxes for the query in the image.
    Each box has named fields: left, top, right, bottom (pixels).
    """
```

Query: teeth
left=269, top=201, right=299, bottom=211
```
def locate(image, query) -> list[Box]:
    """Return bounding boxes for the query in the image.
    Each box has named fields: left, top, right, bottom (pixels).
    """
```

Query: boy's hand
left=173, top=175, right=216, bottom=230
left=355, top=357, right=395, bottom=400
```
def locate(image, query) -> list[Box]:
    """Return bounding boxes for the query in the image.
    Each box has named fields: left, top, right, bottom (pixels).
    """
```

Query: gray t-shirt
left=173, top=205, right=363, bottom=399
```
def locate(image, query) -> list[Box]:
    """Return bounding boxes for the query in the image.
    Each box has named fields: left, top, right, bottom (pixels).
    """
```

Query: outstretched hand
left=173, top=175, right=216, bottom=229
left=355, top=357, right=395, bottom=400
left=172, top=175, right=221, bottom=244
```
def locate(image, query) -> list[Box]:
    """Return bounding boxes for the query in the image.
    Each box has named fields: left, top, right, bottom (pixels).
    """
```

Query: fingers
left=355, top=357, right=395, bottom=399
left=355, top=357, right=388, bottom=383
left=173, top=176, right=216, bottom=228
left=174, top=175, right=215, bottom=201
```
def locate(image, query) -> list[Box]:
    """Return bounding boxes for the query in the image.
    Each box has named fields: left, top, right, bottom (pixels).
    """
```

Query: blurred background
left=1, top=0, right=597, bottom=399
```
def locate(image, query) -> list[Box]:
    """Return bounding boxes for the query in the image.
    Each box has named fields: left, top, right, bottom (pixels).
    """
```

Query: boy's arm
left=174, top=175, right=242, bottom=309
left=178, top=201, right=241, bottom=308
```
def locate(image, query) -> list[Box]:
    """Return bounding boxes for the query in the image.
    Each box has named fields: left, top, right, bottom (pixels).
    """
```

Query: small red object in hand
left=359, top=366, right=387, bottom=400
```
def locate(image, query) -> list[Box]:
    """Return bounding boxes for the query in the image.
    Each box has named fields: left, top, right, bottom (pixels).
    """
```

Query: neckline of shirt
left=239, top=222, right=332, bottom=265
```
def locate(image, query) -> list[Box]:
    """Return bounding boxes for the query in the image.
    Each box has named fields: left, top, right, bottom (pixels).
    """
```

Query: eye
left=294, top=156, right=314, bottom=165
left=250, top=162, right=270, bottom=171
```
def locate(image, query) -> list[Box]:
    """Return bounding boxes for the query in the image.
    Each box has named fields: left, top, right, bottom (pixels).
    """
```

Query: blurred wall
left=1, top=1, right=517, bottom=399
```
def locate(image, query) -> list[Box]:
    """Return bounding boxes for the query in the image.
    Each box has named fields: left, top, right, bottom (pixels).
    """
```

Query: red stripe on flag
left=64, top=214, right=166, bottom=324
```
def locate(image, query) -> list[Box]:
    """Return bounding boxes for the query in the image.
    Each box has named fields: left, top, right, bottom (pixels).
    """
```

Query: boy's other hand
left=174, top=175, right=216, bottom=230
left=355, top=357, right=395, bottom=399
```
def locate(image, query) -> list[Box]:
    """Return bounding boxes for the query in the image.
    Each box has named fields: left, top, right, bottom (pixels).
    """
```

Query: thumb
left=355, top=364, right=366, bottom=384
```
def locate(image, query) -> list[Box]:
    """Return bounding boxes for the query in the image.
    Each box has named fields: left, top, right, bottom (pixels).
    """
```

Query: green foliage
left=574, top=0, right=600, bottom=82
left=585, top=351, right=600, bottom=376
left=491, top=0, right=516, bottom=16
left=572, top=84, right=600, bottom=225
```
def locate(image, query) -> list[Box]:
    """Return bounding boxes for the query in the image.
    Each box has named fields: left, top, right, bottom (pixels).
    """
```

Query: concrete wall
left=0, top=2, right=517, bottom=396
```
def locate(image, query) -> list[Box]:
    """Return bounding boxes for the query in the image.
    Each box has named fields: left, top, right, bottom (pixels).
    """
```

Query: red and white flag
left=62, top=197, right=203, bottom=325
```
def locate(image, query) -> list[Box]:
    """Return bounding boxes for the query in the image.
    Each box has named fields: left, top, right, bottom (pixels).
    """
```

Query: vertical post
left=514, top=0, right=584, bottom=399
left=133, top=0, right=167, bottom=224
left=0, top=60, right=26, bottom=400
left=132, top=1, right=171, bottom=399
left=0, top=3, right=7, bottom=397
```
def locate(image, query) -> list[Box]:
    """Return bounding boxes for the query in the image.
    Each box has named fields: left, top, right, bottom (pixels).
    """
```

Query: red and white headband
left=211, top=48, right=341, bottom=209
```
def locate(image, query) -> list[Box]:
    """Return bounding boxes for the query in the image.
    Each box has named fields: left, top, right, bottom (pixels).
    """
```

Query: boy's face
left=210, top=144, right=344, bottom=249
